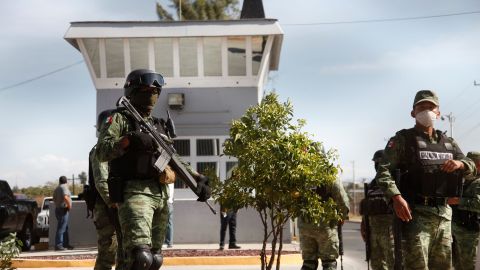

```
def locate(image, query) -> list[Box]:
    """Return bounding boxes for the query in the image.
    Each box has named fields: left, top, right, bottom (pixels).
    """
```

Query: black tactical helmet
left=97, top=109, right=115, bottom=132
left=372, top=150, right=384, bottom=162
left=124, top=69, right=165, bottom=97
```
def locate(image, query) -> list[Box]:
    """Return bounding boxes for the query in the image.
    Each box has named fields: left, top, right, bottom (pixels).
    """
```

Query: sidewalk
left=14, top=243, right=303, bottom=268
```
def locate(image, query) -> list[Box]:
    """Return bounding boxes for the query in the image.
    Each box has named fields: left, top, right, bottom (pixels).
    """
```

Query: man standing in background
left=165, top=182, right=174, bottom=248
left=53, top=175, right=74, bottom=251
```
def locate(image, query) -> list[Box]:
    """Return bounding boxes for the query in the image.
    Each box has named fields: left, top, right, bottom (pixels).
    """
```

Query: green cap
left=413, top=90, right=439, bottom=107
left=467, top=151, right=480, bottom=162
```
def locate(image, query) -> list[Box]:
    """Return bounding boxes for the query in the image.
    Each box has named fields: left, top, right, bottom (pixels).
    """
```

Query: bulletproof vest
left=360, top=179, right=391, bottom=216
left=398, top=129, right=463, bottom=199
left=110, top=109, right=167, bottom=181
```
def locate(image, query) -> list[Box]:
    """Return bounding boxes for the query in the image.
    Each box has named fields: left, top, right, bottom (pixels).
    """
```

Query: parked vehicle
left=35, top=195, right=79, bottom=238
left=0, top=180, right=39, bottom=250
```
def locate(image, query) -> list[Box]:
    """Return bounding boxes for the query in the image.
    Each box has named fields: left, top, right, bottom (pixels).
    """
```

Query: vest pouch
left=108, top=176, right=124, bottom=203
left=366, top=196, right=391, bottom=215
left=434, top=170, right=462, bottom=197
left=418, top=171, right=437, bottom=197
left=134, top=150, right=157, bottom=179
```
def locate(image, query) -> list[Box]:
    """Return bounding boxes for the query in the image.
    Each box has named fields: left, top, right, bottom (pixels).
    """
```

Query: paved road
left=18, top=222, right=369, bottom=270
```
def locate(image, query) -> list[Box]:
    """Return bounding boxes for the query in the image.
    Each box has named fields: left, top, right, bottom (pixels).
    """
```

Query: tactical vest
left=360, top=183, right=391, bottom=216
left=398, top=129, right=463, bottom=200
left=110, top=109, right=167, bottom=181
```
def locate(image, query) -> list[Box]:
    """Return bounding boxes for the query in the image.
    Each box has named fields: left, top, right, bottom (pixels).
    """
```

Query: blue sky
left=1, top=0, right=479, bottom=188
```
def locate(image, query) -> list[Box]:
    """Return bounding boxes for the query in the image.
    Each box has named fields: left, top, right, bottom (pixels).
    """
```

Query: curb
left=12, top=254, right=303, bottom=268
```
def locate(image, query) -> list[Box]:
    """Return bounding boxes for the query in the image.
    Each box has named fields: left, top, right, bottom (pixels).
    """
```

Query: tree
left=78, top=171, right=87, bottom=185
left=212, top=93, right=341, bottom=270
left=156, top=0, right=240, bottom=21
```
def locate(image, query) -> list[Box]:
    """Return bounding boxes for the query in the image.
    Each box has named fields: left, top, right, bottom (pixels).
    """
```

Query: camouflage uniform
left=90, top=147, right=124, bottom=270
left=376, top=127, right=476, bottom=269
left=96, top=111, right=169, bottom=270
left=452, top=151, right=480, bottom=270
left=298, top=179, right=350, bottom=270
left=361, top=179, right=394, bottom=270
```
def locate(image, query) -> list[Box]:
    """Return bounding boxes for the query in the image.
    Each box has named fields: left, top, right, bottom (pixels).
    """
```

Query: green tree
left=156, top=0, right=239, bottom=21
left=212, top=93, right=341, bottom=270
left=0, top=233, right=21, bottom=270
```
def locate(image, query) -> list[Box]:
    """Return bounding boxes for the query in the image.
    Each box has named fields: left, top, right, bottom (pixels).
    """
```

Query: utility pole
left=352, top=161, right=356, bottom=215
left=71, top=174, right=75, bottom=195
left=441, top=112, right=455, bottom=137
left=179, top=0, right=182, bottom=21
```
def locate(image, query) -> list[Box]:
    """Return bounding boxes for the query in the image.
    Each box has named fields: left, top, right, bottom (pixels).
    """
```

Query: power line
left=0, top=60, right=84, bottom=92
left=283, top=10, right=480, bottom=26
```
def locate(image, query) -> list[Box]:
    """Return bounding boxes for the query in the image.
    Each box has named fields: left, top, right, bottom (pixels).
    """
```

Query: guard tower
left=65, top=19, right=283, bottom=182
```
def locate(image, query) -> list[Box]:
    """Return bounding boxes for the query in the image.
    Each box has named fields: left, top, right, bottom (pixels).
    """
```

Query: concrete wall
left=49, top=199, right=291, bottom=247
left=96, top=87, right=257, bottom=137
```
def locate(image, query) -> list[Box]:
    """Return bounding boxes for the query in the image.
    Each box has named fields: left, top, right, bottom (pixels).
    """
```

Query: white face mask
left=415, top=110, right=438, bottom=127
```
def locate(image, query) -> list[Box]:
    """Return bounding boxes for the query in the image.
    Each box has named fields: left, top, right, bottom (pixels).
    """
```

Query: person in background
left=164, top=182, right=174, bottom=248
left=53, top=175, right=74, bottom=251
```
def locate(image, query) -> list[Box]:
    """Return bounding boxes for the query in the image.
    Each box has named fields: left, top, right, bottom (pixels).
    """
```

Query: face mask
left=415, top=110, right=437, bottom=127
left=130, top=90, right=159, bottom=116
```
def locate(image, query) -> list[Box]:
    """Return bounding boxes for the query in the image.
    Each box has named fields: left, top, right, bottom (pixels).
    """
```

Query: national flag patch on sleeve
left=106, top=116, right=113, bottom=125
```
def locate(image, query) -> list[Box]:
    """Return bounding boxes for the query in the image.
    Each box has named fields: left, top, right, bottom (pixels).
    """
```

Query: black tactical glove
left=195, top=174, right=211, bottom=202
left=128, top=131, right=155, bottom=151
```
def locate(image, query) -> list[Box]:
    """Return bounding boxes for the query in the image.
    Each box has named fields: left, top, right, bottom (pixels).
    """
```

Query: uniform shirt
left=53, top=183, right=71, bottom=208
left=376, top=127, right=476, bottom=202
left=89, top=146, right=111, bottom=205
left=458, top=177, right=480, bottom=213
left=325, top=179, right=350, bottom=220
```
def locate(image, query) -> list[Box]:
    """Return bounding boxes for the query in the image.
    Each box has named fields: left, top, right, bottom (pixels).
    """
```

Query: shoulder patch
left=106, top=116, right=113, bottom=125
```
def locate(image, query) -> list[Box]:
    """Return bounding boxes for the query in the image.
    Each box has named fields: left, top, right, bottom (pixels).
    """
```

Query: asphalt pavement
left=16, top=221, right=369, bottom=270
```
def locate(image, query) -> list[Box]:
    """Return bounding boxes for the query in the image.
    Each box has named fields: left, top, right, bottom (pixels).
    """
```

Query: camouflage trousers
left=452, top=222, right=479, bottom=270
left=401, top=206, right=452, bottom=269
left=298, top=218, right=338, bottom=270
left=368, top=214, right=394, bottom=270
left=118, top=180, right=169, bottom=270
left=93, top=200, right=124, bottom=270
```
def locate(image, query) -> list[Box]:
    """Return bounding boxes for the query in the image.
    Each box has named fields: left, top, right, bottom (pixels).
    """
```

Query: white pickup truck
left=35, top=195, right=79, bottom=238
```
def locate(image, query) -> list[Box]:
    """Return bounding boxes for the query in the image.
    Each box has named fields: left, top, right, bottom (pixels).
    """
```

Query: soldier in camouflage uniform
left=96, top=69, right=211, bottom=270
left=376, top=90, right=476, bottom=269
left=450, top=151, right=480, bottom=270
left=298, top=179, right=349, bottom=270
left=360, top=150, right=394, bottom=270
left=89, top=109, right=124, bottom=270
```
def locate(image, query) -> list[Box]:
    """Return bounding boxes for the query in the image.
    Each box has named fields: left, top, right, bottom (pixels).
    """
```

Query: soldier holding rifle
left=376, top=90, right=476, bottom=269
left=97, top=69, right=211, bottom=270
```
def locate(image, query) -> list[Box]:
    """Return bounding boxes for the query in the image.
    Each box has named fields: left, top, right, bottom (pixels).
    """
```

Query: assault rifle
left=393, top=169, right=403, bottom=270
left=117, top=96, right=216, bottom=214
left=363, top=183, right=371, bottom=270
left=338, top=223, right=344, bottom=270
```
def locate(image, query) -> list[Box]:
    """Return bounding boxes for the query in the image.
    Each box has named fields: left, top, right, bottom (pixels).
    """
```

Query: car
left=0, top=180, right=39, bottom=250
left=35, top=195, right=79, bottom=238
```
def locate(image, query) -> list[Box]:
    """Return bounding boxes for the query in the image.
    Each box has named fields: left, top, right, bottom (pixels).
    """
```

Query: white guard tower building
left=64, top=19, right=286, bottom=244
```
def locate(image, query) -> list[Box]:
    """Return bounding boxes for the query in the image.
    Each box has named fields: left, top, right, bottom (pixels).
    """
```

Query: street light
left=441, top=112, right=455, bottom=137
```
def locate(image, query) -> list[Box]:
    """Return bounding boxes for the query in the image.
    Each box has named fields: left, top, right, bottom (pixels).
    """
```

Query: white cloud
left=3, top=154, right=88, bottom=188
left=319, top=33, right=480, bottom=74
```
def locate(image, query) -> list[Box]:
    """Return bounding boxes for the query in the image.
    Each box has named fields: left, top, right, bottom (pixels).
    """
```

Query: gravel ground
left=20, top=249, right=300, bottom=260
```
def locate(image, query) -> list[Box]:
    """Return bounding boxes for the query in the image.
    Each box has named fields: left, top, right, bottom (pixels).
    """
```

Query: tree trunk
left=259, top=208, right=268, bottom=270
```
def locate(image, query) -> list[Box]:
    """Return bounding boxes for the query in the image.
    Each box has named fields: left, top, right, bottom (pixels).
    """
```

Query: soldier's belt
left=414, top=196, right=447, bottom=207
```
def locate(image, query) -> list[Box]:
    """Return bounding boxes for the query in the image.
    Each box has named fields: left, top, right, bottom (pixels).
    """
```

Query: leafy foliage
left=156, top=0, right=239, bottom=21
left=212, top=93, right=341, bottom=270
left=0, top=233, right=21, bottom=270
